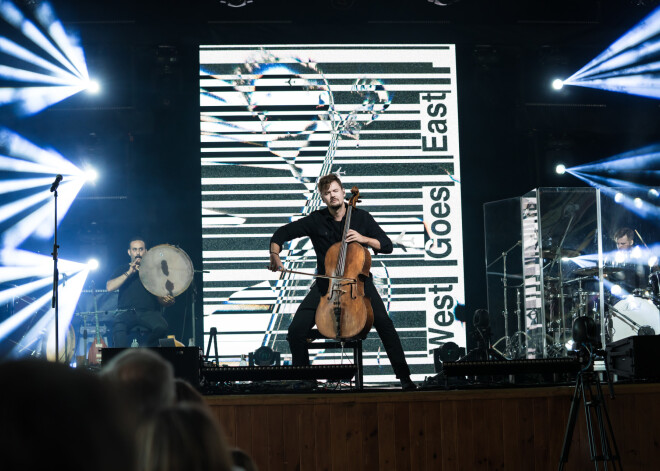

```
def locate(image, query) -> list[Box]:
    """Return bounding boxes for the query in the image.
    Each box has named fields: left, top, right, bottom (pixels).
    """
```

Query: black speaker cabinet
left=606, top=335, right=660, bottom=380
left=101, top=347, right=202, bottom=386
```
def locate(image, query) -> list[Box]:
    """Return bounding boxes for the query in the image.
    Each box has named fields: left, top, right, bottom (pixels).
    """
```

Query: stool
left=306, top=329, right=364, bottom=390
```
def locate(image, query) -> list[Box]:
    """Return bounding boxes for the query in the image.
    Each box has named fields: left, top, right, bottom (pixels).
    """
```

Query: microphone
left=50, top=174, right=63, bottom=192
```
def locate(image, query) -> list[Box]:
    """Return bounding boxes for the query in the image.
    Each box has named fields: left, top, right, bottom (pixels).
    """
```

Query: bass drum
left=610, top=296, right=660, bottom=343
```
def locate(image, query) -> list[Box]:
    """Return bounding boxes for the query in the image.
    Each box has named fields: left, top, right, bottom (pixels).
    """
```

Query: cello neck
left=336, top=204, right=353, bottom=276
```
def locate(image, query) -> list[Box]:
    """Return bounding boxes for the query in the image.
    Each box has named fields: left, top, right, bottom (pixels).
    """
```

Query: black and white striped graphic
left=200, top=45, right=465, bottom=383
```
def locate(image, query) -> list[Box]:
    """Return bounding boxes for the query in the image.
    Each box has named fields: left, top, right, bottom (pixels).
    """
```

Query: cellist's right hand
left=269, top=252, right=283, bottom=272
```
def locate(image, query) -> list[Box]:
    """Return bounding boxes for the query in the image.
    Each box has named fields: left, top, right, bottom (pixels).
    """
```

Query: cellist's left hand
left=345, top=230, right=367, bottom=244
left=346, top=230, right=382, bottom=251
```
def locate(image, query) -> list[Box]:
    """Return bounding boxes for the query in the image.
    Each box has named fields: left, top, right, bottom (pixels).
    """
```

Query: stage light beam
left=562, top=5, right=660, bottom=100
left=0, top=1, right=91, bottom=114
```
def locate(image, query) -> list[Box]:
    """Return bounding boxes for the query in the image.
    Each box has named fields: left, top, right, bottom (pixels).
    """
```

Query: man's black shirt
left=111, top=264, right=159, bottom=311
left=270, top=205, right=393, bottom=292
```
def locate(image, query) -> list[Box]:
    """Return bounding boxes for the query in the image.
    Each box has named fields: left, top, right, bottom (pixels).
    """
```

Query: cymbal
left=542, top=248, right=580, bottom=258
left=561, top=275, right=594, bottom=285
left=573, top=266, right=625, bottom=277
left=139, top=244, right=194, bottom=297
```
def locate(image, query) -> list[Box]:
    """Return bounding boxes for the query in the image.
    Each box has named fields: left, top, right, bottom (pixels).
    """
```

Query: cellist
left=268, top=174, right=417, bottom=390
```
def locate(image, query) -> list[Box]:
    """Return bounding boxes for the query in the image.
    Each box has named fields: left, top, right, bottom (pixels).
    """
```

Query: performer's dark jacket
left=270, top=205, right=393, bottom=293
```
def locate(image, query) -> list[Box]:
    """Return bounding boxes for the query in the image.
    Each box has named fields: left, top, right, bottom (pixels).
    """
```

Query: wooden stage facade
left=206, top=382, right=660, bottom=471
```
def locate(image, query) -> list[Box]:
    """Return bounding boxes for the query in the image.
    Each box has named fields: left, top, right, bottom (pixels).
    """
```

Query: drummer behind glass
left=610, top=227, right=646, bottom=295
left=106, top=237, right=175, bottom=347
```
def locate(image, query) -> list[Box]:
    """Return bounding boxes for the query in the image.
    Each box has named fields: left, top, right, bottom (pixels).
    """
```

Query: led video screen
left=200, top=45, right=465, bottom=383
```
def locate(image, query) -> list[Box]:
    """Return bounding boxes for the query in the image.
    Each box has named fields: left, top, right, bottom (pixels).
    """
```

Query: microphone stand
left=50, top=175, right=62, bottom=362
left=191, top=268, right=210, bottom=347
left=488, top=240, right=521, bottom=358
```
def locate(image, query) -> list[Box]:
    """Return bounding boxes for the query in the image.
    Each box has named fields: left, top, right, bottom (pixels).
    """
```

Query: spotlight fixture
left=249, top=346, right=280, bottom=366
left=552, top=78, right=564, bottom=90
left=86, top=79, right=100, bottom=94
left=433, top=341, right=465, bottom=373
left=439, top=341, right=463, bottom=362
left=86, top=259, right=99, bottom=270
left=634, top=197, right=643, bottom=208
left=84, top=167, right=98, bottom=182
left=473, top=308, right=490, bottom=329
left=556, top=163, right=566, bottom=174
left=611, top=284, right=622, bottom=296
left=614, top=192, right=624, bottom=203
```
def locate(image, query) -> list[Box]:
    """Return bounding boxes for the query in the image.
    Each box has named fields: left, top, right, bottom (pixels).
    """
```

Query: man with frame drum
left=106, top=236, right=175, bottom=347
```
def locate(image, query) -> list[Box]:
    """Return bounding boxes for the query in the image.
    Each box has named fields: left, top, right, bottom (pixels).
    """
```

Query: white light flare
left=85, top=79, right=100, bottom=94
left=552, top=78, right=564, bottom=90
left=87, top=258, right=99, bottom=271
left=84, top=167, right=98, bottom=182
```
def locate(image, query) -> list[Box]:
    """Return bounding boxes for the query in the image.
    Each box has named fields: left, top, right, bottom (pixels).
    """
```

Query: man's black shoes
left=400, top=376, right=418, bottom=391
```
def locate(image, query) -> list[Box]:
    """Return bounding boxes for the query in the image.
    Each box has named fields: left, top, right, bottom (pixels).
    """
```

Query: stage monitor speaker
left=606, top=335, right=660, bottom=379
left=101, top=347, right=202, bottom=386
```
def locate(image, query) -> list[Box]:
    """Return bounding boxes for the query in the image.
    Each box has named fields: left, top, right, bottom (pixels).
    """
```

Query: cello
left=314, top=187, right=374, bottom=340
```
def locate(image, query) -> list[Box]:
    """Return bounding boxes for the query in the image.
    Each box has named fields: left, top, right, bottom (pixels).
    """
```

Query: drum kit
left=543, top=260, right=660, bottom=355
left=492, top=240, right=660, bottom=360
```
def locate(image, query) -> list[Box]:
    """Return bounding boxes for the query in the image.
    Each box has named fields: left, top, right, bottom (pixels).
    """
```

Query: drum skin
left=139, top=244, right=193, bottom=297
left=610, top=296, right=660, bottom=343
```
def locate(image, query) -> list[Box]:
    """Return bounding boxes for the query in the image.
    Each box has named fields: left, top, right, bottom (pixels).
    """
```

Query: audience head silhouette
left=0, top=359, right=135, bottom=471
left=140, top=402, right=234, bottom=471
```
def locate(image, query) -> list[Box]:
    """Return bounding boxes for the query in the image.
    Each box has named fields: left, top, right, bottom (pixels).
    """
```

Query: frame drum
left=139, top=244, right=194, bottom=298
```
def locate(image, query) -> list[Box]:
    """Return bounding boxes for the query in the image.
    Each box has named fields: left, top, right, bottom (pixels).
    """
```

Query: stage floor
left=205, top=381, right=660, bottom=471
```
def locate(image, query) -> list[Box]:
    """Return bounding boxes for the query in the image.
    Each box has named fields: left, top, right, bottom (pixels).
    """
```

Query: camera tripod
left=558, top=353, right=622, bottom=470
